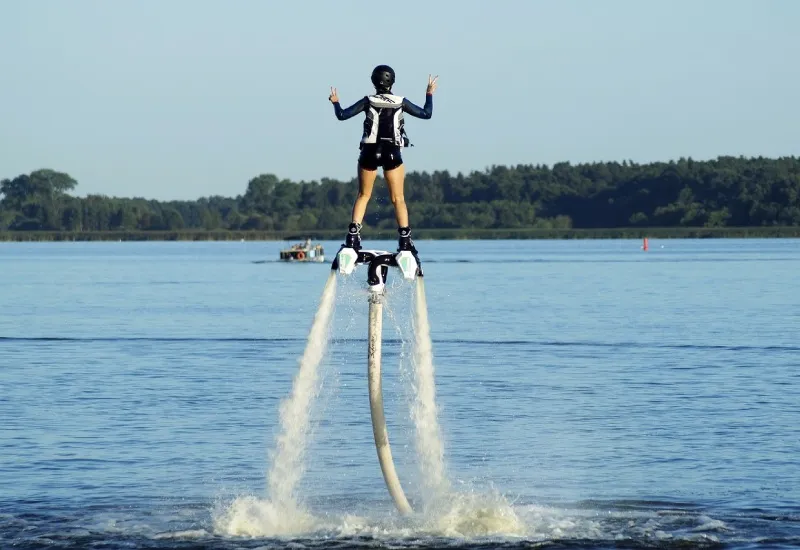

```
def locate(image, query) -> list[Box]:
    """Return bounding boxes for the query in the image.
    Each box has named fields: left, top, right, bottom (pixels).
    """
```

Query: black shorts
left=358, top=142, right=403, bottom=171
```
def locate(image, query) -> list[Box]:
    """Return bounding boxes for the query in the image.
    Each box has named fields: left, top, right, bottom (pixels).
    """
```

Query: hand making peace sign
left=426, top=74, right=439, bottom=95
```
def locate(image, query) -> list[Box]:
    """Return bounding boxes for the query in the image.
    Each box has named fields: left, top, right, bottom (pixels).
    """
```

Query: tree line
left=2, top=156, right=799, bottom=235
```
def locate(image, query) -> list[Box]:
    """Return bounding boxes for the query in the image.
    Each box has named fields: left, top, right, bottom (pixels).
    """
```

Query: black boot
left=397, top=226, right=417, bottom=253
left=345, top=222, right=362, bottom=250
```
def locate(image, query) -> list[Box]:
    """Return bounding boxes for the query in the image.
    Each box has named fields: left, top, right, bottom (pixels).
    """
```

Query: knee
left=390, top=192, right=405, bottom=206
left=357, top=189, right=372, bottom=200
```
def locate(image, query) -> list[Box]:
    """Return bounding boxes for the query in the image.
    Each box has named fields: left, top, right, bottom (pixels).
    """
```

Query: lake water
left=1, top=238, right=799, bottom=549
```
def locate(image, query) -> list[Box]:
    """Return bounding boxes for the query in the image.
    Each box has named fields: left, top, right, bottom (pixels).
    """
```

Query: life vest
left=360, top=94, right=411, bottom=147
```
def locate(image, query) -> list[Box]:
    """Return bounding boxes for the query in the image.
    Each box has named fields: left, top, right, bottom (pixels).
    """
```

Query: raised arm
left=401, top=74, right=438, bottom=119
left=402, top=94, right=433, bottom=119
left=329, top=87, right=368, bottom=120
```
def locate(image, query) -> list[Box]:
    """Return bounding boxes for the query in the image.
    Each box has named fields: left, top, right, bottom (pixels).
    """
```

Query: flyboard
left=331, top=244, right=423, bottom=515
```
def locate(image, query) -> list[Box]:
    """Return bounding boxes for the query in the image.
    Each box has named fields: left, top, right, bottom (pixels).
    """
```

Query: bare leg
left=351, top=164, right=378, bottom=224
left=384, top=164, right=408, bottom=227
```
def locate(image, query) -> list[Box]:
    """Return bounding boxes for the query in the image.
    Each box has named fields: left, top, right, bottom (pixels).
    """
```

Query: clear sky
left=1, top=0, right=798, bottom=200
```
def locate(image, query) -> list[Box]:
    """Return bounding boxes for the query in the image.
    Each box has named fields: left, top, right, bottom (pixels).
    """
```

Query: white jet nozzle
left=336, top=248, right=359, bottom=275
left=395, top=251, right=419, bottom=280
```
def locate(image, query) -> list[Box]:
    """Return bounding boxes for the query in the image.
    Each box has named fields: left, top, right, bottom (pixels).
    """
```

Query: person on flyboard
left=329, top=66, right=438, bottom=255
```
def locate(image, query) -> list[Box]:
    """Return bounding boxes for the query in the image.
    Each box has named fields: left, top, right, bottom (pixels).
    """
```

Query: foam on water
left=212, top=494, right=732, bottom=544
left=3, top=497, right=738, bottom=548
left=212, top=492, right=524, bottom=540
left=424, top=490, right=526, bottom=538
left=212, top=494, right=318, bottom=537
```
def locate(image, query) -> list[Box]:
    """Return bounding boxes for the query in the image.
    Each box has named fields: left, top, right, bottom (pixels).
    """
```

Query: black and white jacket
left=333, top=93, right=433, bottom=147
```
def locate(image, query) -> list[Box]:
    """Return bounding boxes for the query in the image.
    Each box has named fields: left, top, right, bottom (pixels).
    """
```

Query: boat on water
left=279, top=238, right=325, bottom=262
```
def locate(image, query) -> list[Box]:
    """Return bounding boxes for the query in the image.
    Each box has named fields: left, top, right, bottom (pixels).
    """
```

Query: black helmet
left=371, top=65, right=395, bottom=91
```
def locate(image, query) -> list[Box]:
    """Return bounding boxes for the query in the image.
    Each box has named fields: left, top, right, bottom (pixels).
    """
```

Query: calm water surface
left=1, top=238, right=799, bottom=549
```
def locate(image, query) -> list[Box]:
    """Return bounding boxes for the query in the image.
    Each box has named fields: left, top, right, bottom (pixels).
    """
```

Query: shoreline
left=2, top=226, right=800, bottom=242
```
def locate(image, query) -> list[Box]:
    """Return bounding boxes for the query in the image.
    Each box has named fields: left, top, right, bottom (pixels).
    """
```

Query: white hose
left=367, top=292, right=413, bottom=515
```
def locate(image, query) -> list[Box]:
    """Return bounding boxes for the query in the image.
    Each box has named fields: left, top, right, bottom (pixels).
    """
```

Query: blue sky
left=1, top=0, right=798, bottom=200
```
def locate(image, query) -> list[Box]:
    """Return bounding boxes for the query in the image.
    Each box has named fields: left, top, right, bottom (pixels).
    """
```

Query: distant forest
left=1, top=156, right=799, bottom=236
